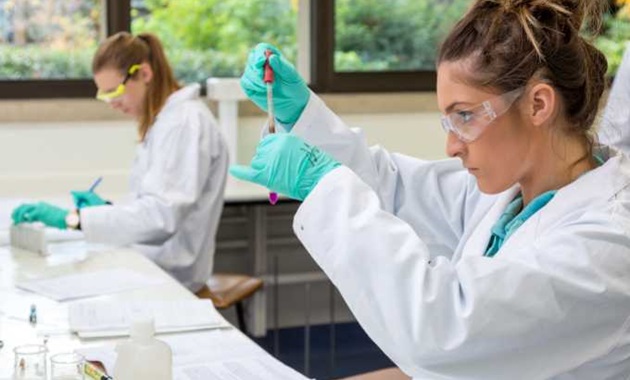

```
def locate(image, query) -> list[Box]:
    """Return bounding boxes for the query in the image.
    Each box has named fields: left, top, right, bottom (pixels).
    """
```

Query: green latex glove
left=11, top=202, right=68, bottom=229
left=71, top=190, right=107, bottom=209
left=240, top=43, right=310, bottom=127
left=230, top=134, right=341, bottom=201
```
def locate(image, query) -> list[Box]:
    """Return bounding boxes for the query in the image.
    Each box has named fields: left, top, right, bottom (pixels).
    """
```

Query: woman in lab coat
left=232, top=0, right=630, bottom=378
left=12, top=32, right=229, bottom=292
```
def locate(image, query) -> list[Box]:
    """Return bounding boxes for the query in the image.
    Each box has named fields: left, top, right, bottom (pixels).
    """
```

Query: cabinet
left=215, top=197, right=353, bottom=337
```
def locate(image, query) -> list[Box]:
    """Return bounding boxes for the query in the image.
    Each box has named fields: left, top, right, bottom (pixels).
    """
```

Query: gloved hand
left=240, top=43, right=310, bottom=127
left=71, top=190, right=107, bottom=209
left=11, top=202, right=68, bottom=229
left=230, top=134, right=340, bottom=201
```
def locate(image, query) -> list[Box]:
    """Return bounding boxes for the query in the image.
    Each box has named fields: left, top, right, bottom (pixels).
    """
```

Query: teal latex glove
left=11, top=202, right=68, bottom=229
left=230, top=134, right=340, bottom=201
left=71, top=190, right=107, bottom=209
left=240, top=43, right=310, bottom=127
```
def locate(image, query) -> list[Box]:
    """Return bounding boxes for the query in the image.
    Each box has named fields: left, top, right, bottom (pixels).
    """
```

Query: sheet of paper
left=69, top=299, right=229, bottom=338
left=174, top=358, right=310, bottom=380
left=45, top=240, right=116, bottom=264
left=78, top=329, right=258, bottom=373
left=77, top=330, right=309, bottom=380
left=0, top=289, right=70, bottom=333
left=16, top=268, right=166, bottom=301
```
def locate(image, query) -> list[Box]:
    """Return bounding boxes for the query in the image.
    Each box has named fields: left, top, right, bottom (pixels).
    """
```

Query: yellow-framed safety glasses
left=96, top=64, right=141, bottom=103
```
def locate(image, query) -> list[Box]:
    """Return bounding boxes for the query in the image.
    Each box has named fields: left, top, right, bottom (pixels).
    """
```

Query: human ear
left=528, top=83, right=556, bottom=127
left=139, top=63, right=153, bottom=84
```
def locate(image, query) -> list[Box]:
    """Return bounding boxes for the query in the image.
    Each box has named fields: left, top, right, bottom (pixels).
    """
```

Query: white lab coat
left=600, top=42, right=630, bottom=153
left=81, top=84, right=229, bottom=292
left=290, top=93, right=630, bottom=379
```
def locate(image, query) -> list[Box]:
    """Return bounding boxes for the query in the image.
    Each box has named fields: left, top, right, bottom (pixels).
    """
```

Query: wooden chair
left=195, top=273, right=263, bottom=335
left=340, top=368, right=411, bottom=380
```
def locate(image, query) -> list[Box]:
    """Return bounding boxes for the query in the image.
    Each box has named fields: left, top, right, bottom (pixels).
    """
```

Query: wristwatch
left=65, top=209, right=81, bottom=230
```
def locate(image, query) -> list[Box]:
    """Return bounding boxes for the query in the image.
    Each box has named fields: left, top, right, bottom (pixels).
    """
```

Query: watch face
left=65, top=212, right=79, bottom=228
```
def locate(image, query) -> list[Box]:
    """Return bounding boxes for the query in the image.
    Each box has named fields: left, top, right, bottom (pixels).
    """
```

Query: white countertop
left=224, top=178, right=295, bottom=204
left=0, top=244, right=308, bottom=379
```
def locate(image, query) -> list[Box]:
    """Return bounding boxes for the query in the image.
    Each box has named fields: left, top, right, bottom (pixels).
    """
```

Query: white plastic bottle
left=113, top=318, right=172, bottom=380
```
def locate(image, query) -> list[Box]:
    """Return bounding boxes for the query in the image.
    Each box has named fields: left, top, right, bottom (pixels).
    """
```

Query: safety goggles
left=95, top=64, right=141, bottom=103
left=440, top=87, right=524, bottom=143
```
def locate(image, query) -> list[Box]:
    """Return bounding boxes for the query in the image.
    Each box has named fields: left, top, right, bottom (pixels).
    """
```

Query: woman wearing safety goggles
left=12, top=32, right=229, bottom=293
left=231, top=0, right=630, bottom=378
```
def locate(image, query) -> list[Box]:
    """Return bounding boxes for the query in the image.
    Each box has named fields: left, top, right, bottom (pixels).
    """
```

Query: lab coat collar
left=460, top=186, right=520, bottom=259
left=159, top=83, right=201, bottom=115
left=556, top=146, right=629, bottom=206
left=460, top=146, right=630, bottom=259
left=496, top=147, right=630, bottom=257
left=141, top=84, right=201, bottom=145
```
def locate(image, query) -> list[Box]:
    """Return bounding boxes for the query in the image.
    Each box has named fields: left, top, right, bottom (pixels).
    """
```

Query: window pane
left=334, top=0, right=471, bottom=72
left=0, top=0, right=103, bottom=80
left=131, top=0, right=297, bottom=84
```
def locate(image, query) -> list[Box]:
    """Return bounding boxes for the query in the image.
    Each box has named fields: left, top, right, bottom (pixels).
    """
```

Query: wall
left=0, top=95, right=447, bottom=197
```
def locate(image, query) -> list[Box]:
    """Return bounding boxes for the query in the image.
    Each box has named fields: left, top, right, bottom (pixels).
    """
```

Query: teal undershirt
left=484, top=154, right=605, bottom=257
left=484, top=190, right=557, bottom=257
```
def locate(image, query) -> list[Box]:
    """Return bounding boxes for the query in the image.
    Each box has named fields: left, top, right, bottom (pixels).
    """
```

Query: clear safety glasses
left=95, top=64, right=141, bottom=103
left=440, top=87, right=524, bottom=143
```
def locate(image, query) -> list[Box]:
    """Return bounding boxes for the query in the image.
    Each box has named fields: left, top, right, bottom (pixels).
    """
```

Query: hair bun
left=439, top=0, right=608, bottom=137
left=498, top=0, right=607, bottom=35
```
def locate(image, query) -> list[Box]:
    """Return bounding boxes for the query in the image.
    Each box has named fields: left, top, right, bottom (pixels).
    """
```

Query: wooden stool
left=340, top=368, right=411, bottom=380
left=195, top=273, right=263, bottom=334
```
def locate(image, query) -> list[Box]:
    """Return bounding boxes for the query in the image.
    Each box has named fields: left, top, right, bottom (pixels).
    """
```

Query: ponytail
left=135, top=33, right=180, bottom=140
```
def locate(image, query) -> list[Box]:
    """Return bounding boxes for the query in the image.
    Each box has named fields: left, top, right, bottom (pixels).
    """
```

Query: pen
left=88, top=176, right=103, bottom=193
left=77, top=176, right=104, bottom=208
left=84, top=361, right=113, bottom=380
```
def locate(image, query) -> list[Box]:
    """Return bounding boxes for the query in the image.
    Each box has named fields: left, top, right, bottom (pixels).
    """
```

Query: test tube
left=264, top=49, right=279, bottom=205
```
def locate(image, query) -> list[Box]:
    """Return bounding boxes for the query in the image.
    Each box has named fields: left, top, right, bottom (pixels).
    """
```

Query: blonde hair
left=92, top=32, right=180, bottom=141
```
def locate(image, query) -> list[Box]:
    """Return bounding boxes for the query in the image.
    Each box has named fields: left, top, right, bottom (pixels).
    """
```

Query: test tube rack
left=10, top=224, right=48, bottom=255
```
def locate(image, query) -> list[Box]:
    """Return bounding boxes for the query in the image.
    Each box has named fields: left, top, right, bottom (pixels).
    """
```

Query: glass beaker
left=51, top=352, right=85, bottom=380
left=13, top=344, right=47, bottom=380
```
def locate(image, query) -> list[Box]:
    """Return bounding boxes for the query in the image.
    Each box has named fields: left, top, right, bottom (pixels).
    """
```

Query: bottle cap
left=130, top=317, right=155, bottom=341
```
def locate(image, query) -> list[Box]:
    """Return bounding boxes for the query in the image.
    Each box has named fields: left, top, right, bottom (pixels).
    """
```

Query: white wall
left=0, top=121, right=135, bottom=197
left=238, top=112, right=446, bottom=164
left=0, top=111, right=446, bottom=198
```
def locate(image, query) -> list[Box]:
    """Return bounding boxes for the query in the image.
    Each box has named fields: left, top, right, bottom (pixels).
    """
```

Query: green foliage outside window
left=131, top=0, right=297, bottom=82
left=0, top=0, right=100, bottom=79
left=335, top=0, right=630, bottom=77
left=0, top=44, right=93, bottom=79
left=0, top=0, right=628, bottom=83
left=595, top=2, right=630, bottom=76
left=334, top=0, right=471, bottom=72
